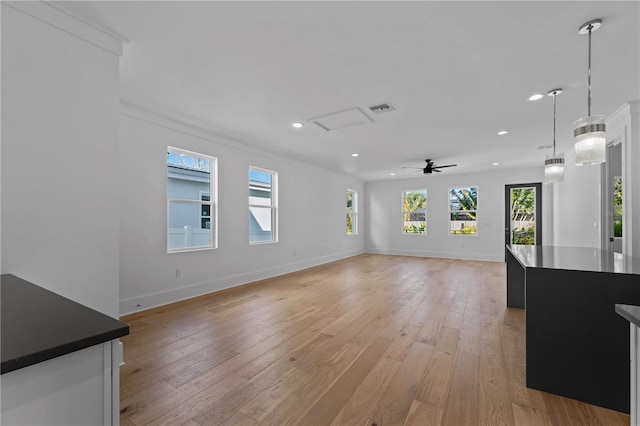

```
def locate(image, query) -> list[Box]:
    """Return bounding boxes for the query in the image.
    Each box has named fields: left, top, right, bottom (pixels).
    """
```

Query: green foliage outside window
left=403, top=223, right=426, bottom=234
left=449, top=187, right=478, bottom=235
left=614, top=177, right=622, bottom=238
left=347, top=190, right=356, bottom=234
left=510, top=187, right=535, bottom=245
left=403, top=190, right=426, bottom=234
left=451, top=225, right=478, bottom=235
left=512, top=227, right=534, bottom=245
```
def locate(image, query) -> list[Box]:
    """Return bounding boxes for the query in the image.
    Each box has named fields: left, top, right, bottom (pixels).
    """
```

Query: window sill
left=168, top=245, right=216, bottom=254
left=249, top=240, right=278, bottom=246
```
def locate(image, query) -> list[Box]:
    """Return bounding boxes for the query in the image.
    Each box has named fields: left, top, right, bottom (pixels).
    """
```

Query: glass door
left=505, top=183, right=542, bottom=246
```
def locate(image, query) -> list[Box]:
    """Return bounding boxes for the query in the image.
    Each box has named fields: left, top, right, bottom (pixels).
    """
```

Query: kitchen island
left=506, top=245, right=640, bottom=413
left=1, top=274, right=129, bottom=425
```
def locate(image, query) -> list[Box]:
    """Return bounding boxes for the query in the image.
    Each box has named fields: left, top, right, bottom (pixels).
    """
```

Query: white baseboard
left=364, top=247, right=504, bottom=262
left=119, top=249, right=364, bottom=316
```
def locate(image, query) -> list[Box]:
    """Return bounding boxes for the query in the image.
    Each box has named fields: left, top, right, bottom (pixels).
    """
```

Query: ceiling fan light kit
left=574, top=18, right=606, bottom=166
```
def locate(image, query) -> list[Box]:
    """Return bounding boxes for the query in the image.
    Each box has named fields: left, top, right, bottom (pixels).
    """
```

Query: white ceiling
left=58, top=1, right=640, bottom=181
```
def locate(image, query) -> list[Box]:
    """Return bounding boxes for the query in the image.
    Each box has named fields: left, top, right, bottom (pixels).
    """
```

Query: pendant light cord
left=587, top=25, right=592, bottom=116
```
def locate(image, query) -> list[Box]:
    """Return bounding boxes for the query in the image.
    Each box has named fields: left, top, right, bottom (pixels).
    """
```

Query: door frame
left=505, top=183, right=543, bottom=247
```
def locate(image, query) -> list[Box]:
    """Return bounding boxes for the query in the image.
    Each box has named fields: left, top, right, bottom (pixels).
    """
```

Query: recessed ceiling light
left=352, top=153, right=359, bottom=157
left=390, top=172, right=395, bottom=176
left=492, top=162, right=500, bottom=166
left=292, top=122, right=303, bottom=128
left=498, top=130, right=508, bottom=135
left=529, top=94, right=544, bottom=101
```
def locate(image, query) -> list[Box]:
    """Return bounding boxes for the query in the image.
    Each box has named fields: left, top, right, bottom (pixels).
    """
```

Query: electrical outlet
left=176, top=268, right=181, bottom=277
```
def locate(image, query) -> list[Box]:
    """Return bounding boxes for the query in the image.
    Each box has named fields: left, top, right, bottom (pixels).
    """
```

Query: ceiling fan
left=402, top=159, right=457, bottom=174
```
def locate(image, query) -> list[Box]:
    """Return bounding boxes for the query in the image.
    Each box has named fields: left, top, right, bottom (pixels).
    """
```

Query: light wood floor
left=120, top=254, right=629, bottom=426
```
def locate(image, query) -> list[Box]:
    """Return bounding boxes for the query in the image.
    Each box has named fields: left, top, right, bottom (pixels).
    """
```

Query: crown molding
left=119, top=100, right=271, bottom=158
left=119, top=99, right=363, bottom=182
left=3, top=1, right=126, bottom=56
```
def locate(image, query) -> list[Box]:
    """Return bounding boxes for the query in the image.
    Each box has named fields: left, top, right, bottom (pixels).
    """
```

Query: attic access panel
left=307, top=107, right=373, bottom=131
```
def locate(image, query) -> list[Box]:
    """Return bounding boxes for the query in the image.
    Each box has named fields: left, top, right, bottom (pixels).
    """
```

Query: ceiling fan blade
left=402, top=166, right=423, bottom=169
left=432, top=169, right=442, bottom=173
left=432, top=164, right=457, bottom=169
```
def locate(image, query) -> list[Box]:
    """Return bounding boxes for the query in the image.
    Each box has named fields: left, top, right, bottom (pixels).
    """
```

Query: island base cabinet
left=1, top=339, right=122, bottom=426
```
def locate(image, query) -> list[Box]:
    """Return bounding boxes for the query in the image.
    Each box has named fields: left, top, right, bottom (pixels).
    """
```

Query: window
left=403, top=190, right=426, bottom=234
left=449, top=186, right=477, bottom=235
left=167, top=147, right=217, bottom=251
left=347, top=189, right=357, bottom=235
left=249, top=167, right=277, bottom=244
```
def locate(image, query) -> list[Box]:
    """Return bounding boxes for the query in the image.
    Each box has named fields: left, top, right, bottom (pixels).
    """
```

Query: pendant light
left=545, top=89, right=564, bottom=184
left=574, top=19, right=606, bottom=165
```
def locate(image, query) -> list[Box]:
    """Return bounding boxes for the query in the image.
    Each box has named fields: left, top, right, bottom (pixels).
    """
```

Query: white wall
left=1, top=3, right=121, bottom=317
left=549, top=147, right=602, bottom=248
left=364, top=167, right=547, bottom=262
left=540, top=101, right=640, bottom=251
left=550, top=101, right=640, bottom=251
left=118, top=105, right=364, bottom=315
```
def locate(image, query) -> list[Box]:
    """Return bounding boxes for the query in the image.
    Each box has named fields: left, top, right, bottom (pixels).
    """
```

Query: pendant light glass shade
left=574, top=19, right=606, bottom=165
left=545, top=153, right=565, bottom=183
left=544, top=89, right=564, bottom=184
left=574, top=115, right=606, bottom=165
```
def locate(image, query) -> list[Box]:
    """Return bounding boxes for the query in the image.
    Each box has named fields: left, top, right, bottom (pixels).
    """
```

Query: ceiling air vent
left=369, top=102, right=395, bottom=115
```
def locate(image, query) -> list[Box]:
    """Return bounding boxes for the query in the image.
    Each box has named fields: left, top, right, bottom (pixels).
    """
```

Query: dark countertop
left=616, top=304, right=640, bottom=328
left=506, top=244, right=640, bottom=275
left=1, top=274, right=129, bottom=374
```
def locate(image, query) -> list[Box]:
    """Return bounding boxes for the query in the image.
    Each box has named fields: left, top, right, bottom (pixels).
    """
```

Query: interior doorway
left=603, top=142, right=623, bottom=253
left=505, top=183, right=542, bottom=247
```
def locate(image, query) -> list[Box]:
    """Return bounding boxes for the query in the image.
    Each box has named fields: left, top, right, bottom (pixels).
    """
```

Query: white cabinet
left=616, top=304, right=640, bottom=422
left=1, top=340, right=123, bottom=426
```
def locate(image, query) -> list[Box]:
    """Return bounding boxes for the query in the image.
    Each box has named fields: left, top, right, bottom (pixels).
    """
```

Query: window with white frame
left=167, top=147, right=217, bottom=252
left=347, top=189, right=357, bottom=235
left=403, top=190, right=427, bottom=234
left=449, top=186, right=478, bottom=235
left=249, top=167, right=277, bottom=244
